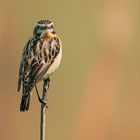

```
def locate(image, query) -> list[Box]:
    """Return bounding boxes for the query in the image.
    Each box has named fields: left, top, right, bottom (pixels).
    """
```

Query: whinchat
left=17, top=20, right=62, bottom=112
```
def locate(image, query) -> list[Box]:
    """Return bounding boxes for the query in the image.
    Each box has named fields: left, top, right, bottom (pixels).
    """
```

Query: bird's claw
left=39, top=98, right=48, bottom=108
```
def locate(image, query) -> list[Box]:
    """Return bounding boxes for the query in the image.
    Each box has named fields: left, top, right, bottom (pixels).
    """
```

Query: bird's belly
left=43, top=47, right=62, bottom=79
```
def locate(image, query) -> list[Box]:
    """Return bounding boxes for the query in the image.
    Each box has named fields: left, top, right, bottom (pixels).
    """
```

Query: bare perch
left=40, top=79, right=49, bottom=140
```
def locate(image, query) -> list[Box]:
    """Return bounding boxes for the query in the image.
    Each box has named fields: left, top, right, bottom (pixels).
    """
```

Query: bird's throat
left=44, top=33, right=56, bottom=40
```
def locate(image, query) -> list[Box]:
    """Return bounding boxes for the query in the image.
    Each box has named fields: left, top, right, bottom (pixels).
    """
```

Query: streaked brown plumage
left=18, top=20, right=62, bottom=112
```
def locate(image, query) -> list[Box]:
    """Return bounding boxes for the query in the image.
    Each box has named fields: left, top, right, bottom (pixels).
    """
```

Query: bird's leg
left=42, top=77, right=50, bottom=108
left=35, top=85, right=47, bottom=106
left=45, top=77, right=50, bottom=89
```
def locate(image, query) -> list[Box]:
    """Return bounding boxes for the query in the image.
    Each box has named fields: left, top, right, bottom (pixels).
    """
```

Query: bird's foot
left=38, top=98, right=48, bottom=108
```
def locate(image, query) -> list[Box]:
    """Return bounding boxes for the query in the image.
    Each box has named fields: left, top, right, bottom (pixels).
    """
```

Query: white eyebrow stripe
left=47, top=22, right=54, bottom=27
left=37, top=22, right=54, bottom=28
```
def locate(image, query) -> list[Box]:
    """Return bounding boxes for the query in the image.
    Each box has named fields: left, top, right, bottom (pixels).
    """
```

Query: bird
left=17, top=20, right=62, bottom=112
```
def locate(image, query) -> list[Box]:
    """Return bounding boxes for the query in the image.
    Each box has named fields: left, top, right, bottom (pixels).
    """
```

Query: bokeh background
left=1, top=0, right=140, bottom=140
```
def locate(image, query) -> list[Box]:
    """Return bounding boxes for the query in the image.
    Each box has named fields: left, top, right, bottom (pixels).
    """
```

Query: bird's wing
left=17, top=62, right=23, bottom=92
left=17, top=40, right=31, bottom=92
left=26, top=36, right=61, bottom=93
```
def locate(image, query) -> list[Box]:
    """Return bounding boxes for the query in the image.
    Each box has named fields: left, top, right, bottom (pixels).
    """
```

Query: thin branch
left=40, top=79, right=49, bottom=140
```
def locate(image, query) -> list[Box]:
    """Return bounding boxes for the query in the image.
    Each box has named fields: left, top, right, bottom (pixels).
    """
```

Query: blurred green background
left=0, top=0, right=140, bottom=140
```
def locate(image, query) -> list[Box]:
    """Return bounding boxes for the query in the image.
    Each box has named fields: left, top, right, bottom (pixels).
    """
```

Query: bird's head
left=33, top=20, right=56, bottom=39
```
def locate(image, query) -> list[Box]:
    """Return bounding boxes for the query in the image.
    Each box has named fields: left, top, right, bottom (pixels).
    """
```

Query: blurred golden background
left=0, top=0, right=140, bottom=140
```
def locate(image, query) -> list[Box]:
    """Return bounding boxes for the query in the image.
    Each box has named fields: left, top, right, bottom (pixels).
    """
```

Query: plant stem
left=40, top=79, right=49, bottom=140
left=40, top=103, right=46, bottom=140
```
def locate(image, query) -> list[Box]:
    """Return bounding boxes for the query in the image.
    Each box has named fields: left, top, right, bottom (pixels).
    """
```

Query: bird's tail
left=20, top=94, right=30, bottom=112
